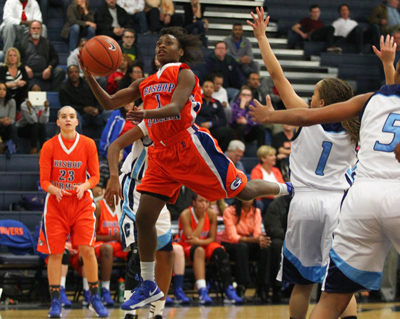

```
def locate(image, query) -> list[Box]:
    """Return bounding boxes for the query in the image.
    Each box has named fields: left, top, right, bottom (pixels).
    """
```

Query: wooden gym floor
left=2, top=302, right=400, bottom=319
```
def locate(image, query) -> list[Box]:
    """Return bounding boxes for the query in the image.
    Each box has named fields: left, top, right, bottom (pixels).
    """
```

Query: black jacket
left=95, top=4, right=131, bottom=39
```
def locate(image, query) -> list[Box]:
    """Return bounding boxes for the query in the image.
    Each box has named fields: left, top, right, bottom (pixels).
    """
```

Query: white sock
left=60, top=276, right=66, bottom=288
left=196, top=279, right=206, bottom=291
left=149, top=300, right=165, bottom=318
left=140, top=261, right=155, bottom=281
left=102, top=281, right=110, bottom=290
left=276, top=182, right=289, bottom=196
left=83, top=278, right=89, bottom=291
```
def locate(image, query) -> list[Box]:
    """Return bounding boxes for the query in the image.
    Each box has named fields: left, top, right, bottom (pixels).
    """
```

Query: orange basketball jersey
left=139, top=62, right=202, bottom=144
left=39, top=133, right=100, bottom=193
left=178, top=207, right=211, bottom=243
left=97, top=199, right=120, bottom=237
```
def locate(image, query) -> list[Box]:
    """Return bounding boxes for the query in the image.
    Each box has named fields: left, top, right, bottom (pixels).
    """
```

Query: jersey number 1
left=315, top=141, right=333, bottom=176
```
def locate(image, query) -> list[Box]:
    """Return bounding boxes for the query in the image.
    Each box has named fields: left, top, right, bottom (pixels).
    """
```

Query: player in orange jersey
left=37, top=106, right=108, bottom=318
left=79, top=27, right=292, bottom=310
left=94, top=196, right=129, bottom=307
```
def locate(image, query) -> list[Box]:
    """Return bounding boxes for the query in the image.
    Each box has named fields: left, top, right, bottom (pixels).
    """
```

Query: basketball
left=80, top=35, right=122, bottom=77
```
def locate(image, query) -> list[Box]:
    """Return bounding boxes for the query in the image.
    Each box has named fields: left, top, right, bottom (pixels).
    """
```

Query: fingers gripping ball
left=81, top=35, right=122, bottom=76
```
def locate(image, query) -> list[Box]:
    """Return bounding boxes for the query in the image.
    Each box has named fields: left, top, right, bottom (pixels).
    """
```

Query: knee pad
left=125, top=243, right=141, bottom=290
left=62, top=249, right=70, bottom=265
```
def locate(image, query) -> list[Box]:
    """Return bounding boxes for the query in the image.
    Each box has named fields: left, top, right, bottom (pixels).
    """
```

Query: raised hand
left=247, top=7, right=270, bottom=39
left=373, top=34, right=396, bottom=65
left=249, top=95, right=274, bottom=124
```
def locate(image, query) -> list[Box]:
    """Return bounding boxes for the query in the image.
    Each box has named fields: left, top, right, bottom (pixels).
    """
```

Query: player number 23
left=59, top=169, right=75, bottom=182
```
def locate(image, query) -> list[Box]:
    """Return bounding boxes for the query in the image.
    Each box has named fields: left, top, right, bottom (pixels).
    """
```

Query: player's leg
left=341, top=295, right=357, bottom=319
left=289, top=283, right=314, bottom=319
left=149, top=248, right=173, bottom=319
left=79, top=245, right=109, bottom=317
left=309, top=292, right=353, bottom=319
left=237, top=179, right=291, bottom=201
left=123, top=244, right=141, bottom=319
left=190, top=245, right=212, bottom=304
left=98, top=244, right=115, bottom=307
left=59, top=249, right=72, bottom=307
left=172, top=243, right=190, bottom=304
left=47, top=253, right=64, bottom=318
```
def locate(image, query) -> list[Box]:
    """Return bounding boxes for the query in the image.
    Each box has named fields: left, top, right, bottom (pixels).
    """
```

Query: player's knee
left=99, top=244, right=113, bottom=259
left=78, top=245, right=95, bottom=260
left=173, top=244, right=184, bottom=258
left=194, top=246, right=205, bottom=258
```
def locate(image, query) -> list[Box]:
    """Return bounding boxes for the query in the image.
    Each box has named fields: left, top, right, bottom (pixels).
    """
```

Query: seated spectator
left=247, top=72, right=265, bottom=104
left=59, top=65, right=112, bottom=134
left=61, top=0, right=96, bottom=53
left=0, top=0, right=47, bottom=53
left=221, top=198, right=271, bottom=301
left=0, top=47, right=29, bottom=110
left=331, top=4, right=363, bottom=53
left=182, top=0, right=208, bottom=47
left=250, top=145, right=285, bottom=214
left=263, top=196, right=291, bottom=303
left=224, top=23, right=260, bottom=78
left=38, top=0, right=69, bottom=26
left=119, top=29, right=144, bottom=66
left=176, top=193, right=243, bottom=304
left=196, top=79, right=235, bottom=152
left=230, top=85, right=265, bottom=148
left=289, top=4, right=336, bottom=52
left=369, top=0, right=400, bottom=36
left=0, top=82, right=16, bottom=152
left=272, top=124, right=294, bottom=182
left=106, top=54, right=133, bottom=94
left=145, top=0, right=184, bottom=33
left=95, top=0, right=130, bottom=41
left=117, top=0, right=148, bottom=34
left=203, top=41, right=245, bottom=104
left=99, top=102, right=134, bottom=160
left=17, top=21, right=65, bottom=92
left=211, top=72, right=231, bottom=122
left=15, top=84, right=49, bottom=154
left=225, top=139, right=246, bottom=173
left=118, top=62, right=144, bottom=91
left=94, top=195, right=129, bottom=307
left=167, top=186, right=195, bottom=221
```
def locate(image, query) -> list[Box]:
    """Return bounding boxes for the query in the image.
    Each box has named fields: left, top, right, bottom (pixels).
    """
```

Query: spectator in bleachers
left=99, top=102, right=134, bottom=160
left=225, top=23, right=260, bottom=79
left=225, top=139, right=246, bottom=173
left=149, top=55, right=161, bottom=75
left=95, top=0, right=130, bottom=41
left=0, top=0, right=47, bottom=53
left=119, top=29, right=144, bottom=67
left=176, top=193, right=243, bottom=304
left=144, top=0, right=184, bottom=33
left=221, top=198, right=271, bottom=301
left=16, top=84, right=49, bottom=154
left=94, top=194, right=129, bottom=307
left=59, top=65, right=112, bottom=133
left=263, top=196, right=291, bottom=303
left=369, top=0, right=400, bottom=36
left=203, top=41, right=245, bottom=104
left=182, top=0, right=208, bottom=47
left=289, top=4, right=336, bottom=52
left=38, top=0, right=70, bottom=26
left=250, top=145, right=284, bottom=214
left=230, top=85, right=266, bottom=149
left=61, top=0, right=96, bottom=53
left=272, top=124, right=293, bottom=182
left=211, top=72, right=231, bottom=122
left=0, top=47, right=29, bottom=110
left=247, top=72, right=267, bottom=107
left=17, top=20, right=65, bottom=92
left=196, top=79, right=235, bottom=152
left=117, top=0, right=148, bottom=34
left=331, top=4, right=363, bottom=54
left=0, top=82, right=16, bottom=152
left=167, top=186, right=195, bottom=221
left=118, top=62, right=144, bottom=92
left=106, top=54, right=133, bottom=94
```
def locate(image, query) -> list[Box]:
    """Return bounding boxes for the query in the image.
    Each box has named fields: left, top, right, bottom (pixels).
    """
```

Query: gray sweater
left=0, top=98, right=16, bottom=124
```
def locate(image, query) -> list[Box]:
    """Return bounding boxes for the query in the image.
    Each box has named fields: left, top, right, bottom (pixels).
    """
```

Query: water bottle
left=118, top=278, right=125, bottom=303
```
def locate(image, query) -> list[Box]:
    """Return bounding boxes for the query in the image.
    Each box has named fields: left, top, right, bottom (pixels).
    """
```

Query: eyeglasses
left=123, top=36, right=135, bottom=39
left=240, top=93, right=252, bottom=97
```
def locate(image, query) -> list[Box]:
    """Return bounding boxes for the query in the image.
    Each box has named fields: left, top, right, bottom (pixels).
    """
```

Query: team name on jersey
left=51, top=180, right=82, bottom=190
left=147, top=114, right=181, bottom=127
left=103, top=221, right=118, bottom=228
left=54, top=160, right=82, bottom=169
left=143, top=83, right=175, bottom=96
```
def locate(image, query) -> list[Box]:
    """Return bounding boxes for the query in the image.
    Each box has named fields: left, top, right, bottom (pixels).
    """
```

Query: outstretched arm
left=373, top=35, right=396, bottom=85
left=249, top=93, right=372, bottom=126
left=247, top=7, right=308, bottom=109
left=127, top=69, right=196, bottom=123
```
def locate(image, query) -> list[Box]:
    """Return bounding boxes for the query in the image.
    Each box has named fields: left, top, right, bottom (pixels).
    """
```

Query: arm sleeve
left=222, top=207, right=241, bottom=243
left=95, top=8, right=113, bottom=37
left=38, top=105, right=50, bottom=124
left=7, top=99, right=16, bottom=124
left=48, top=41, right=59, bottom=68
left=253, top=208, right=263, bottom=237
left=250, top=165, right=262, bottom=180
left=31, top=1, right=43, bottom=22
left=20, top=102, right=38, bottom=124
left=39, top=141, right=53, bottom=192
left=66, top=6, right=87, bottom=27
left=86, top=139, right=100, bottom=188
left=2, top=2, right=22, bottom=25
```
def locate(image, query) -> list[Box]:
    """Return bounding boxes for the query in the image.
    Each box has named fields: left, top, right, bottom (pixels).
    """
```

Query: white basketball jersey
left=290, top=124, right=356, bottom=191
left=356, top=85, right=400, bottom=180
